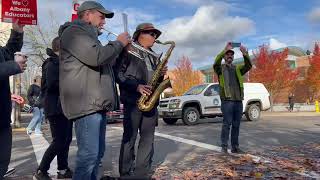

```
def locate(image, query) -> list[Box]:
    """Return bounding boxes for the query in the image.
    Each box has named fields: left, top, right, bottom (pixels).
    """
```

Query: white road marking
left=29, top=134, right=57, bottom=175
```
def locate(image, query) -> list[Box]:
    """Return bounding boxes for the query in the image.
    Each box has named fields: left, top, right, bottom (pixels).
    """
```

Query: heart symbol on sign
left=22, top=0, right=29, bottom=6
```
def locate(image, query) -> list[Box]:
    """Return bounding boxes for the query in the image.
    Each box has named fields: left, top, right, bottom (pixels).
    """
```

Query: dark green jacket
left=213, top=50, right=252, bottom=100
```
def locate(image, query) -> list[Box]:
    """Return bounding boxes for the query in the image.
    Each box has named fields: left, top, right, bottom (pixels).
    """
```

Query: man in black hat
left=115, top=23, right=167, bottom=179
left=58, top=1, right=130, bottom=179
left=213, top=42, right=252, bottom=154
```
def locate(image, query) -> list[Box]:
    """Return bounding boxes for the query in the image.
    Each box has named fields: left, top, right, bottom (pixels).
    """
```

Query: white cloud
left=308, top=7, right=320, bottom=23
left=269, top=38, right=287, bottom=50
left=157, top=4, right=255, bottom=66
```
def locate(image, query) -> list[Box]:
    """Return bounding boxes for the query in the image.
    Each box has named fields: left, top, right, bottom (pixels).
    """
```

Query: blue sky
left=34, top=0, right=320, bottom=68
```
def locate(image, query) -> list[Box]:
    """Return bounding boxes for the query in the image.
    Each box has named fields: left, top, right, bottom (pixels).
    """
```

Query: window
left=204, top=85, right=220, bottom=96
left=183, top=84, right=208, bottom=95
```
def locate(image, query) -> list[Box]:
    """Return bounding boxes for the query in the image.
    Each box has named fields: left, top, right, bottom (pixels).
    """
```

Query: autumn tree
left=169, top=56, right=204, bottom=96
left=0, top=24, right=11, bottom=46
left=305, top=43, right=320, bottom=101
left=250, top=45, right=298, bottom=106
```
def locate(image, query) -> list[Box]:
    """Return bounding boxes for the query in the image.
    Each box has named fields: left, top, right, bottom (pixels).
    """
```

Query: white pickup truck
left=158, top=83, right=271, bottom=125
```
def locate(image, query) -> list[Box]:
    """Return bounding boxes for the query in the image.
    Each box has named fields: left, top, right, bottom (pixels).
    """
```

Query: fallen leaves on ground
left=153, top=143, right=320, bottom=179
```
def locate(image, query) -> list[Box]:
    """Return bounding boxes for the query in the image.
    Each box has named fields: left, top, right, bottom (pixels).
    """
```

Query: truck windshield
left=183, top=84, right=208, bottom=95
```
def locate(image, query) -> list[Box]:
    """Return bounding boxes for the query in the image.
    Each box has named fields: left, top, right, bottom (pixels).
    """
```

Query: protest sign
left=1, top=0, right=37, bottom=25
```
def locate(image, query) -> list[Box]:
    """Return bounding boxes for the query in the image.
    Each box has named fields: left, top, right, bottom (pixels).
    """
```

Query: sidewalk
left=262, top=111, right=320, bottom=117
left=12, top=113, right=31, bottom=131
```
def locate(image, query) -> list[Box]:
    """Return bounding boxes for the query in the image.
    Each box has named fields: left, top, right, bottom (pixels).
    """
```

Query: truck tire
left=245, top=104, right=261, bottom=121
left=182, top=107, right=200, bottom=125
left=163, top=118, right=178, bottom=125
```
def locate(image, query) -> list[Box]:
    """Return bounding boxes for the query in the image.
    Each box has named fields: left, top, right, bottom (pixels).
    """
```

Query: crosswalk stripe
left=29, top=134, right=57, bottom=175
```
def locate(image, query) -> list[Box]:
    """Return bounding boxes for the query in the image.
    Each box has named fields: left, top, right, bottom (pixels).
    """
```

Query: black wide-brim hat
left=132, top=23, right=162, bottom=41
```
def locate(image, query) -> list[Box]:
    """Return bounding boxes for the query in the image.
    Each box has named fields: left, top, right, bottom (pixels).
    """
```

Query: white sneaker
left=26, top=129, right=32, bottom=135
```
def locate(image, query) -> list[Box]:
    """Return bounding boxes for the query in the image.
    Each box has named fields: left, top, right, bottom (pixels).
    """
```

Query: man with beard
left=213, top=42, right=252, bottom=154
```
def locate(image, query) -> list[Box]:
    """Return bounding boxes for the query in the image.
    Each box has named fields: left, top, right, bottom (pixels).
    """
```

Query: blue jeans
left=27, top=107, right=44, bottom=134
left=220, top=101, right=243, bottom=148
left=73, top=112, right=107, bottom=180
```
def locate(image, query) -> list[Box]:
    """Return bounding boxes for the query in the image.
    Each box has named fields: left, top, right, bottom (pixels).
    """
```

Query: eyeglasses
left=142, top=31, right=158, bottom=38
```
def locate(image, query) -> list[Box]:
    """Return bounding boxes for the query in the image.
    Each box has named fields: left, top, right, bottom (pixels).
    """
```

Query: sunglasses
left=15, top=54, right=28, bottom=58
left=142, top=31, right=158, bottom=38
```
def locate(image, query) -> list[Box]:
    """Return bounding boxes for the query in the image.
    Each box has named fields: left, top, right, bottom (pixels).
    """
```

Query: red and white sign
left=71, top=0, right=84, bottom=21
left=1, top=0, right=37, bottom=25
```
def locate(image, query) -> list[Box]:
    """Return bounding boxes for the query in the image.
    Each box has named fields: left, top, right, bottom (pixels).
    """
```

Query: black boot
left=221, top=146, right=228, bottom=154
left=57, top=168, right=73, bottom=179
left=231, top=146, right=245, bottom=154
left=33, top=170, right=52, bottom=180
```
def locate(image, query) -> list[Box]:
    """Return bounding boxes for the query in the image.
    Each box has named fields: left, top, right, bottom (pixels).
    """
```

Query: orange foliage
left=305, top=43, right=320, bottom=101
left=250, top=45, right=298, bottom=102
left=169, top=56, right=203, bottom=96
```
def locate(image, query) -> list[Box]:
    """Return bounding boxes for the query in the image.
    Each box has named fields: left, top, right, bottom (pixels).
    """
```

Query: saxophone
left=137, top=40, right=176, bottom=112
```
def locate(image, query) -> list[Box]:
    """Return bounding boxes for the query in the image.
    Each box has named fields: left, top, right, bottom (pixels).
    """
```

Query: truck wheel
left=163, top=118, right=178, bottom=125
left=245, top=104, right=261, bottom=121
left=182, top=107, right=200, bottom=125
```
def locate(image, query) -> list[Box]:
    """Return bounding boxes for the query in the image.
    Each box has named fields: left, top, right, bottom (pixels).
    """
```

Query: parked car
left=158, top=83, right=271, bottom=125
left=106, top=104, right=124, bottom=123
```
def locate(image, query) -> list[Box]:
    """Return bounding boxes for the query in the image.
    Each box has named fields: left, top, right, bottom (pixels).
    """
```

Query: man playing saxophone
left=115, top=23, right=168, bottom=179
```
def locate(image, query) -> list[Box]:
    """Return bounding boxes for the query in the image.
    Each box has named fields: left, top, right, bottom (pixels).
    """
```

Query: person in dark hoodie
left=58, top=1, right=130, bottom=179
left=0, top=20, right=25, bottom=179
left=26, top=75, right=44, bottom=135
left=115, top=23, right=168, bottom=179
left=33, top=37, right=73, bottom=180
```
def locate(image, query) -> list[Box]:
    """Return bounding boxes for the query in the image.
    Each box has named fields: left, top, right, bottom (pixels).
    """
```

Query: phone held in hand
left=231, top=42, right=241, bottom=48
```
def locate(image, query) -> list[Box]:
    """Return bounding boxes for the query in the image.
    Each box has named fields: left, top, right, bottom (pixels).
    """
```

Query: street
left=7, top=112, right=320, bottom=179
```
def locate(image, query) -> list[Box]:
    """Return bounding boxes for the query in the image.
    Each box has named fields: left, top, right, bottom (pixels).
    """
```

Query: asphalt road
left=8, top=112, right=320, bottom=179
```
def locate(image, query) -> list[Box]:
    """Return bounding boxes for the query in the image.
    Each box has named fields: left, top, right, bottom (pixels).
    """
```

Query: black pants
left=289, top=103, right=294, bottom=111
left=119, top=104, right=157, bottom=178
left=0, top=127, right=12, bottom=179
left=220, top=101, right=243, bottom=148
left=38, top=115, right=73, bottom=172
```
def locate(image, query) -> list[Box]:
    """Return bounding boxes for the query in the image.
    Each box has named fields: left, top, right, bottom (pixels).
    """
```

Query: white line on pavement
left=29, top=134, right=57, bottom=175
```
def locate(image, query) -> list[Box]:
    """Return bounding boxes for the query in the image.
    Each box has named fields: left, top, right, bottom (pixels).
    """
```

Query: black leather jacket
left=115, top=50, right=163, bottom=107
